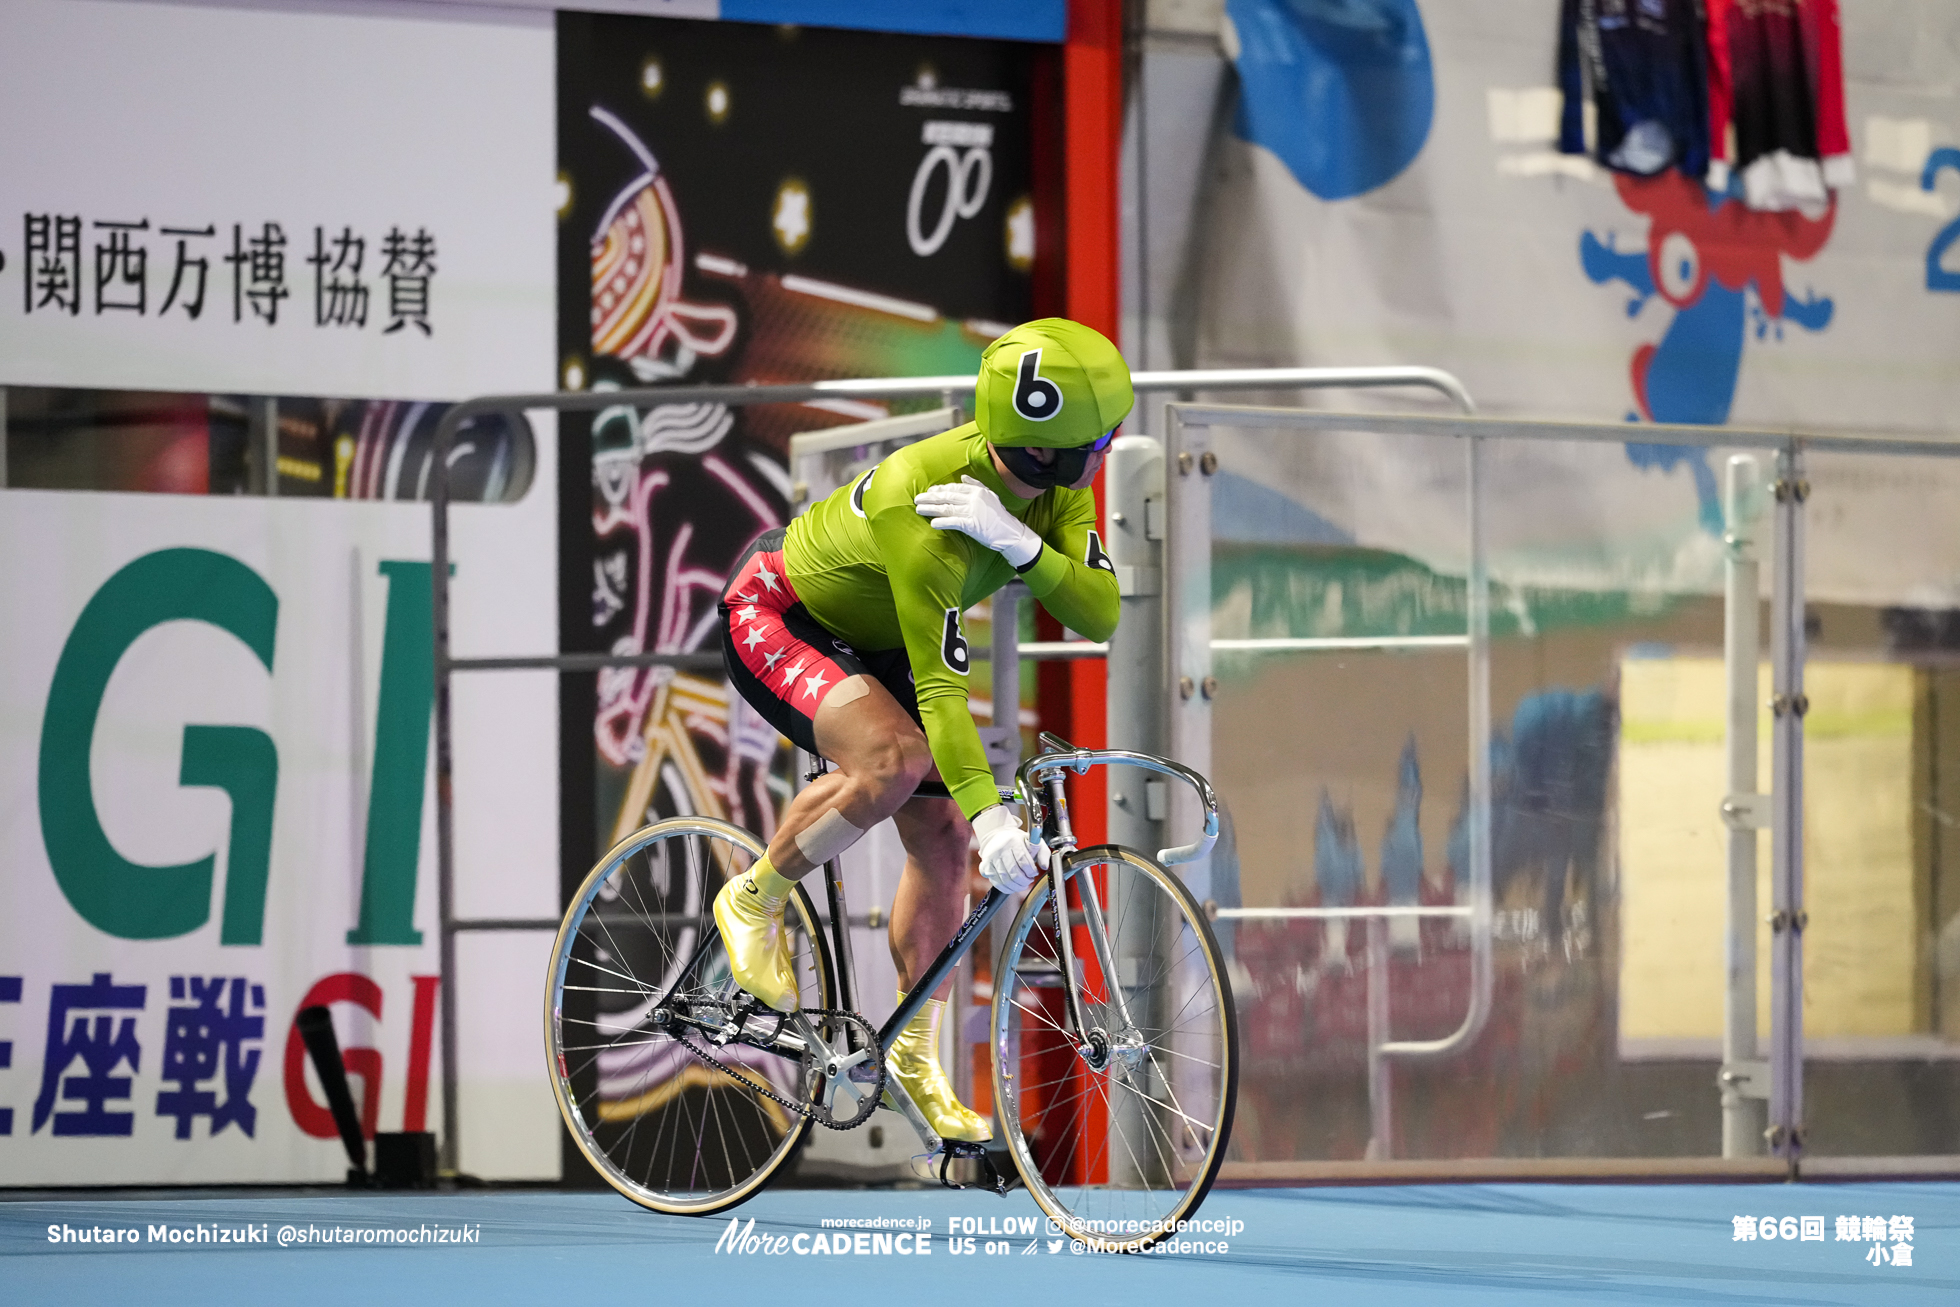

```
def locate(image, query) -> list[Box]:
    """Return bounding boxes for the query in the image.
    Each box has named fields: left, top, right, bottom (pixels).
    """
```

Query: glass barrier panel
left=1794, top=447, right=1960, bottom=1158
left=1205, top=420, right=1754, bottom=1165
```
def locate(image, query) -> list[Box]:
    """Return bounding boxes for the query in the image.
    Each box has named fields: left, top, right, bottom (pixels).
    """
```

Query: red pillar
left=1038, top=0, right=1123, bottom=845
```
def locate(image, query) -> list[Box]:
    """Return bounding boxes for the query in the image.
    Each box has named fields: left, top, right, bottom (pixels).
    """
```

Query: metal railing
left=422, top=364, right=1475, bottom=1174
left=424, top=377, right=1960, bottom=1176
left=1147, top=390, right=1487, bottom=1163
left=1162, top=402, right=1960, bottom=1168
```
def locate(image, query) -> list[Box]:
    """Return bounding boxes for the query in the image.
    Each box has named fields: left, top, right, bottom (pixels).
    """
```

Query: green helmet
left=974, top=319, right=1134, bottom=449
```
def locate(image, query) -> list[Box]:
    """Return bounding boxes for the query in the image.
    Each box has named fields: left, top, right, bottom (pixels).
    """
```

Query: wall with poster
left=553, top=8, right=1050, bottom=1042
left=1131, top=0, right=1960, bottom=1160
left=0, top=0, right=559, bottom=1182
left=1190, top=0, right=1960, bottom=604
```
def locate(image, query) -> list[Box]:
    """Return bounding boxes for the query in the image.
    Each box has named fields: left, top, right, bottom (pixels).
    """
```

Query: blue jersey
left=1559, top=0, right=1710, bottom=179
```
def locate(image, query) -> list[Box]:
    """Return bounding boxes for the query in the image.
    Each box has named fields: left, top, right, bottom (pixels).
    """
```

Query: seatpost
left=824, top=854, right=856, bottom=1017
left=805, top=753, right=856, bottom=1017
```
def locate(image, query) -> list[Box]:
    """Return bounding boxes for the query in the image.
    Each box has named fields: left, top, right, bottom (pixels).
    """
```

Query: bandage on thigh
left=794, top=807, right=865, bottom=865
left=821, top=674, right=871, bottom=710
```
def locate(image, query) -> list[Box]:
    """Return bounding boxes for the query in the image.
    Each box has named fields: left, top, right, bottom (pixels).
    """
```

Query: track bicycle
left=544, top=733, right=1239, bottom=1254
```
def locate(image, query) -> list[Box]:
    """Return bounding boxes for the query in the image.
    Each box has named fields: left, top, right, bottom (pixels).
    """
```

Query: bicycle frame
left=859, top=734, right=1220, bottom=1151
left=637, top=738, right=1220, bottom=1155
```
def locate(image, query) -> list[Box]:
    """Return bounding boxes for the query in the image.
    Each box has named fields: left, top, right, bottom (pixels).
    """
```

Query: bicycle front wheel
left=545, top=817, right=833, bottom=1215
left=991, top=844, right=1238, bottom=1253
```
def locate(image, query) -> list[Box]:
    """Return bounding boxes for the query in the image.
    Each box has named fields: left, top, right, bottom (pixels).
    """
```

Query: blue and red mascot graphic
left=1583, top=172, right=1835, bottom=528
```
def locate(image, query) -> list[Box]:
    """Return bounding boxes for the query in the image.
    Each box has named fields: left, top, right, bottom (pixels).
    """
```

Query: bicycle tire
left=990, top=843, right=1238, bottom=1253
left=545, top=816, right=834, bottom=1215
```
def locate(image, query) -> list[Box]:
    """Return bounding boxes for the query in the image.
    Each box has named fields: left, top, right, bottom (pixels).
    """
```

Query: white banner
left=0, top=436, right=559, bottom=1183
left=0, top=0, right=553, bottom=401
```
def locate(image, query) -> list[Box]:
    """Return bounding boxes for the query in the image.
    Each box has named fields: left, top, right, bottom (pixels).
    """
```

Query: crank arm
left=881, top=1076, right=943, bottom=1155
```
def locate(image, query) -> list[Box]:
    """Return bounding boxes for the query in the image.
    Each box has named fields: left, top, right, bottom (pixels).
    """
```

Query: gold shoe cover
left=882, top=994, right=992, bottom=1142
left=711, top=872, right=797, bottom=1012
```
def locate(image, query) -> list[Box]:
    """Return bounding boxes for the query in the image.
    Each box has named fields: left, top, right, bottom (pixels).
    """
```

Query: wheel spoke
left=990, top=849, right=1234, bottom=1250
left=548, top=819, right=824, bottom=1213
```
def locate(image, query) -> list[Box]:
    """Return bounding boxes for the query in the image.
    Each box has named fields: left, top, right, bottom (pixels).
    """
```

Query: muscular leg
left=760, top=675, right=931, bottom=881
left=714, top=674, right=927, bottom=1013
left=882, top=793, right=991, bottom=1142
left=888, top=795, right=972, bottom=1000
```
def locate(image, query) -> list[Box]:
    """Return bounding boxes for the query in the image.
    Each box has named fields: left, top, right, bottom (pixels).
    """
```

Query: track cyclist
left=713, top=318, right=1131, bottom=1145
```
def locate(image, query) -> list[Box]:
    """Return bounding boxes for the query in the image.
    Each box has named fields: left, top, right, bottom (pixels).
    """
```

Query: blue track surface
left=6, top=1182, right=1956, bottom=1304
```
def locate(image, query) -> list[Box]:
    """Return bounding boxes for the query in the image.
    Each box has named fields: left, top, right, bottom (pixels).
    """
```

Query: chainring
left=675, top=1006, right=885, bottom=1132
left=798, top=1010, right=886, bottom=1130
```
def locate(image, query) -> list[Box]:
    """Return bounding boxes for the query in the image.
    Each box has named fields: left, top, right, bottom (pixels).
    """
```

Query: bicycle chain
left=676, top=1008, right=886, bottom=1131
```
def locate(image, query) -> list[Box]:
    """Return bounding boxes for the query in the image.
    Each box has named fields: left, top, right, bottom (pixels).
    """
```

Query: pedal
left=712, top=995, right=751, bottom=1046
left=936, top=1140, right=1010, bottom=1197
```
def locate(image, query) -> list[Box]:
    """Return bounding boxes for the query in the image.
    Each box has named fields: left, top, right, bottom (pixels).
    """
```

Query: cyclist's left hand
left=914, top=476, right=1041, bottom=569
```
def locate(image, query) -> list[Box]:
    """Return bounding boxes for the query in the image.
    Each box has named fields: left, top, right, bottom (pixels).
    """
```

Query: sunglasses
left=1080, top=429, right=1117, bottom=454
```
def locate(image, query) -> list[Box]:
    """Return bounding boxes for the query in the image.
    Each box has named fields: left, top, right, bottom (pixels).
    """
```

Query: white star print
left=755, top=566, right=780, bottom=592
left=781, top=660, right=806, bottom=687
left=742, top=626, right=768, bottom=651
left=735, top=605, right=759, bottom=624
left=762, top=649, right=786, bottom=672
left=802, top=670, right=830, bottom=700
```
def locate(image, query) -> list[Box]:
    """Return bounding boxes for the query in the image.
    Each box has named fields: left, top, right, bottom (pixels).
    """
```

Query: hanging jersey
left=1800, top=0, right=1852, bottom=186
left=1715, top=0, right=1827, bottom=207
left=782, top=422, right=1119, bottom=820
left=1559, top=0, right=1710, bottom=179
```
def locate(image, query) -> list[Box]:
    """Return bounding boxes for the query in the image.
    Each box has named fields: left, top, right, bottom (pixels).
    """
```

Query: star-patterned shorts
left=719, top=528, right=927, bottom=759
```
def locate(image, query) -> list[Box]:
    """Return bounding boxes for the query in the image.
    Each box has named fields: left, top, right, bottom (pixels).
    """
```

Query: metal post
left=1103, top=434, right=1171, bottom=1190
left=984, top=584, right=1025, bottom=786
left=1105, top=436, right=1165, bottom=854
left=1365, top=916, right=1391, bottom=1158
left=1767, top=444, right=1808, bottom=1168
left=1163, top=416, right=1215, bottom=906
left=430, top=402, right=459, bottom=1175
left=248, top=397, right=278, bottom=496
left=1720, top=456, right=1769, bottom=1156
left=0, top=386, right=9, bottom=488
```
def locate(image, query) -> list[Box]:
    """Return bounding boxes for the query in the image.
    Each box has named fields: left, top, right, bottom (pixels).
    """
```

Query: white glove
left=971, top=804, right=1050, bottom=895
left=914, top=476, right=1042, bottom=569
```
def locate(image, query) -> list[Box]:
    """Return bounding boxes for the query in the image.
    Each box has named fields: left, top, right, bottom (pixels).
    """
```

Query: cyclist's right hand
left=971, top=804, right=1048, bottom=895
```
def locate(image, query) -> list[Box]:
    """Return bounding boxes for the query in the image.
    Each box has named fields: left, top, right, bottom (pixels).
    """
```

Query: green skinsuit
left=782, top=422, right=1119, bottom=820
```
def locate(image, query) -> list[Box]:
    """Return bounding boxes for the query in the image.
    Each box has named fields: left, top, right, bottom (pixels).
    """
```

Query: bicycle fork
left=1035, top=766, right=1144, bottom=1067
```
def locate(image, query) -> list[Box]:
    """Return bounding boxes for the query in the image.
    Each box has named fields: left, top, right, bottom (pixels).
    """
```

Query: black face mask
left=997, top=442, right=1095, bottom=491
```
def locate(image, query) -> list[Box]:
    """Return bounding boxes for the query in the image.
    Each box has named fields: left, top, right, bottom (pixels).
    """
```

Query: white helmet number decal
left=1011, top=348, right=1063, bottom=422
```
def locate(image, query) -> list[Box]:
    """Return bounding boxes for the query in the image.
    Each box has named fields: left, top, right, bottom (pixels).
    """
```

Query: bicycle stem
left=1014, top=740, right=1221, bottom=866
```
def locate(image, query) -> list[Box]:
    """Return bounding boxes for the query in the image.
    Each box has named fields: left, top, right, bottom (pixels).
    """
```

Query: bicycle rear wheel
left=991, top=844, right=1238, bottom=1253
left=545, top=817, right=833, bottom=1214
